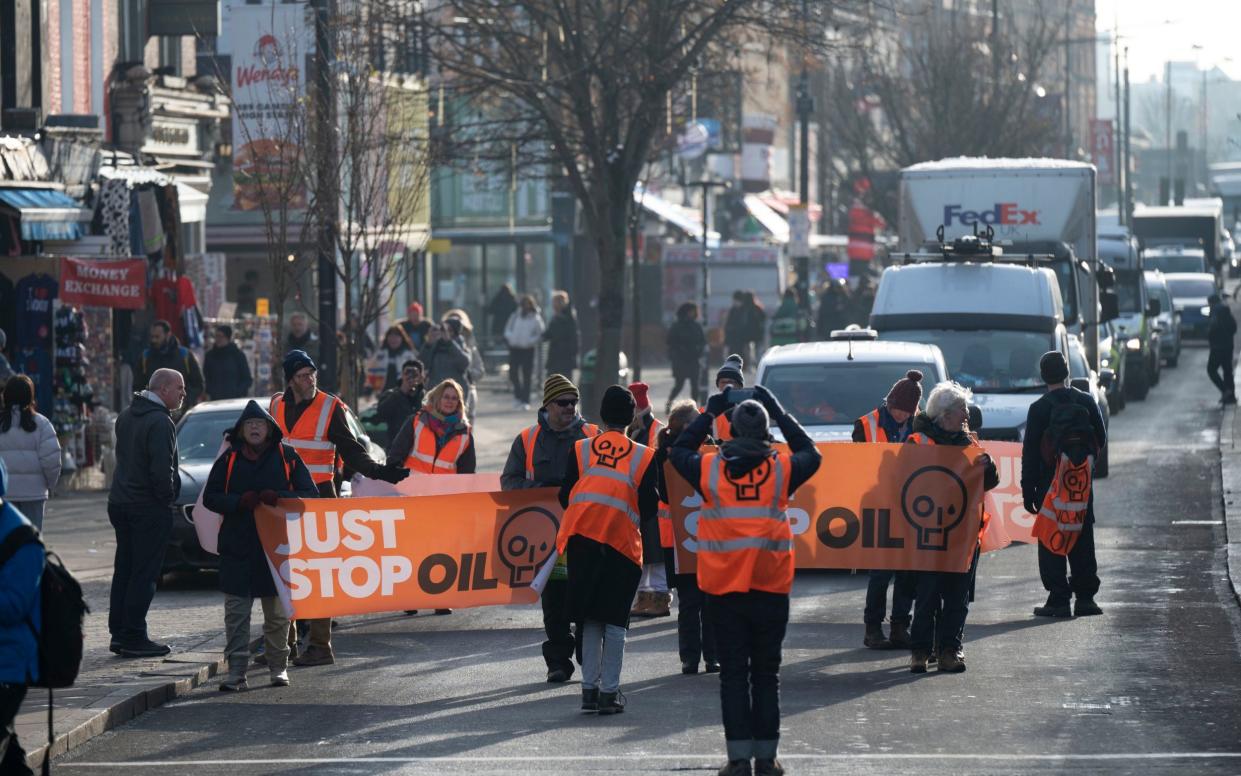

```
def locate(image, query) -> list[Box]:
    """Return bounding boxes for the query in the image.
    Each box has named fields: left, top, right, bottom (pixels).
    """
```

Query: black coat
left=543, top=310, right=579, bottom=376
left=108, top=393, right=180, bottom=508
left=565, top=534, right=642, bottom=629
left=666, top=318, right=706, bottom=376
left=203, top=401, right=318, bottom=598
left=1208, top=302, right=1237, bottom=351
left=203, top=342, right=253, bottom=401
left=139, top=335, right=205, bottom=404
left=1019, top=388, right=1105, bottom=520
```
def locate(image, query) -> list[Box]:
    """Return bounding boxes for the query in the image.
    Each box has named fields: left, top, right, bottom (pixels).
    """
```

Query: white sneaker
left=270, top=670, right=290, bottom=687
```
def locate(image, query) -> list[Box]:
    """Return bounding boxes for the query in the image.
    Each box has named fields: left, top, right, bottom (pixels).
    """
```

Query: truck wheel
left=1126, top=366, right=1150, bottom=400
left=1150, top=352, right=1161, bottom=386
left=1094, top=441, right=1109, bottom=479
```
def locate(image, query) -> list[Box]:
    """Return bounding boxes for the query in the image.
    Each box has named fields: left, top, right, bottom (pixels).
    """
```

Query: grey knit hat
left=730, top=400, right=770, bottom=440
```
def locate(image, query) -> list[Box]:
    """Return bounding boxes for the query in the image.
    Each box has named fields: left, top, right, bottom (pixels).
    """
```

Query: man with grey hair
left=107, top=367, right=185, bottom=657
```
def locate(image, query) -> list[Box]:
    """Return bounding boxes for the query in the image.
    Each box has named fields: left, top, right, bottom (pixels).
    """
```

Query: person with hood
left=203, top=401, right=318, bottom=691
left=441, top=310, right=486, bottom=421
left=711, top=354, right=746, bottom=443
left=501, top=373, right=599, bottom=682
left=139, top=319, right=204, bottom=407
left=1207, top=292, right=1237, bottom=404
left=108, top=367, right=185, bottom=657
left=906, top=381, right=999, bottom=674
left=543, top=291, right=580, bottom=382
left=853, top=370, right=922, bottom=650
left=666, top=302, right=707, bottom=412
left=626, top=382, right=669, bottom=618
left=670, top=385, right=821, bottom=776
left=387, top=379, right=476, bottom=476
left=0, top=460, right=44, bottom=775
left=420, top=323, right=472, bottom=397
left=203, top=325, right=253, bottom=401
left=374, top=359, right=425, bottom=447
left=557, top=385, right=659, bottom=715
left=0, top=375, right=61, bottom=530
left=369, top=325, right=418, bottom=393
left=504, top=294, right=546, bottom=409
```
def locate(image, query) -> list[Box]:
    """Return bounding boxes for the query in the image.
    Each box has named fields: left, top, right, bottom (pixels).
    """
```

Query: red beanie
left=628, top=381, right=650, bottom=411
left=885, top=370, right=923, bottom=415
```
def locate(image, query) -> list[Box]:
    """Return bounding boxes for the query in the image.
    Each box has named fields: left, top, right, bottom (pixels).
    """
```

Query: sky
left=1096, top=0, right=1241, bottom=82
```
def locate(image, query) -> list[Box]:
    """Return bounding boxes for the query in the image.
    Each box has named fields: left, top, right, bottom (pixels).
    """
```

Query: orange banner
left=254, top=489, right=562, bottom=619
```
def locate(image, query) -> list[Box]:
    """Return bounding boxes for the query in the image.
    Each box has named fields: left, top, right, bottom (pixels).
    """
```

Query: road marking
left=1171, top=520, right=1224, bottom=525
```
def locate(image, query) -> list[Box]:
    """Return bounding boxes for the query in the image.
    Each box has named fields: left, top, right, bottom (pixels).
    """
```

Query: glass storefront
left=431, top=238, right=556, bottom=347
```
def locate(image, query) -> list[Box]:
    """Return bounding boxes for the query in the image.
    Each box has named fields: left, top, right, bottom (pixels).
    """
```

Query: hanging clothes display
left=156, top=184, right=183, bottom=269
left=0, top=273, right=15, bottom=351
left=52, top=305, right=92, bottom=435
left=14, top=272, right=57, bottom=350
left=96, top=178, right=133, bottom=257
left=137, top=188, right=165, bottom=256
left=176, top=274, right=203, bottom=348
left=15, top=345, right=53, bottom=412
left=150, top=270, right=182, bottom=338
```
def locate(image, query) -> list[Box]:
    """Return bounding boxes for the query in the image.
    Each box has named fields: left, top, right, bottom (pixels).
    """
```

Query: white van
left=869, top=261, right=1069, bottom=441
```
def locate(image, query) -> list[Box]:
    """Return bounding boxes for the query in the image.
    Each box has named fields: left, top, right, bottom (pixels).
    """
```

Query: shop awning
left=634, top=183, right=720, bottom=246
left=0, top=188, right=92, bottom=240
left=176, top=182, right=209, bottom=223
left=743, top=194, right=790, bottom=243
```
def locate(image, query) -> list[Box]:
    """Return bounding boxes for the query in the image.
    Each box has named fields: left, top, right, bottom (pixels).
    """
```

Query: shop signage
left=59, top=258, right=146, bottom=309
left=143, top=116, right=200, bottom=157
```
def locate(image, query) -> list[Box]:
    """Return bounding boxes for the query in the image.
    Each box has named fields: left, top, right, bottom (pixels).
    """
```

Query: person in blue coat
left=0, top=459, right=44, bottom=775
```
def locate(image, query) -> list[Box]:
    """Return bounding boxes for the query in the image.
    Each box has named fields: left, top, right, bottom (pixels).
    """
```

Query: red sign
left=1090, top=119, right=1115, bottom=185
left=59, top=258, right=146, bottom=309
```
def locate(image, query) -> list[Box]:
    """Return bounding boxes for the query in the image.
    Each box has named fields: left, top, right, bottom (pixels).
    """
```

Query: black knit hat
left=1039, top=351, right=1069, bottom=385
left=716, top=354, right=745, bottom=386
left=599, top=385, right=636, bottom=427
left=283, top=349, right=317, bottom=382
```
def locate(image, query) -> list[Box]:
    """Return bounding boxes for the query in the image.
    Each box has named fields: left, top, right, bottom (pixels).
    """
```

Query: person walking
left=398, top=302, right=433, bottom=351
left=905, top=381, right=999, bottom=674
left=203, top=401, right=318, bottom=691
left=1021, top=351, right=1106, bottom=619
left=815, top=280, right=851, bottom=338
left=853, top=370, right=921, bottom=650
left=669, top=386, right=821, bottom=776
left=558, top=385, right=658, bottom=715
left=387, top=379, right=476, bottom=475
left=501, top=373, right=599, bottom=682
left=369, top=326, right=417, bottom=393
left=420, top=324, right=471, bottom=396
left=442, top=313, right=485, bottom=421
left=203, top=325, right=253, bottom=401
left=139, top=320, right=204, bottom=407
left=504, top=294, right=545, bottom=409
left=0, top=461, right=43, bottom=775
left=1207, top=293, right=1237, bottom=404
left=769, top=289, right=809, bottom=347
left=108, top=367, right=185, bottom=657
left=543, top=291, right=580, bottom=382
left=666, top=302, right=707, bottom=412
left=374, top=359, right=425, bottom=447
left=0, top=375, right=60, bottom=530
left=271, top=350, right=409, bottom=666
left=625, top=382, right=670, bottom=618
left=285, top=312, right=321, bottom=364
left=486, top=284, right=519, bottom=343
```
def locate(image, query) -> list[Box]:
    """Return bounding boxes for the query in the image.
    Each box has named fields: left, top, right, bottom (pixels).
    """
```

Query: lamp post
left=313, top=0, right=338, bottom=391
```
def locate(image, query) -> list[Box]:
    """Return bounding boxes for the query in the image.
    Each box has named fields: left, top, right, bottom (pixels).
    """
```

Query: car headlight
left=1201, top=306, right=1212, bottom=316
left=1100, top=356, right=1111, bottom=368
left=1125, top=337, right=1141, bottom=351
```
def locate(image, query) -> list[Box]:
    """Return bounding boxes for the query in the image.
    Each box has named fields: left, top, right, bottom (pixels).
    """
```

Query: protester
left=285, top=312, right=320, bottom=363
left=0, top=460, right=43, bottom=775
left=1207, top=292, right=1237, bottom=404
left=421, top=323, right=471, bottom=397
left=441, top=311, right=485, bottom=420
left=370, top=325, right=417, bottom=393
left=711, top=354, right=746, bottom=443
left=203, top=325, right=253, bottom=401
left=139, top=320, right=204, bottom=407
left=906, top=381, right=999, bottom=674
left=398, top=302, right=433, bottom=351
left=1021, top=351, right=1106, bottom=619
left=670, top=385, right=821, bottom=776
left=504, top=294, right=546, bottom=409
left=485, top=283, right=519, bottom=342
left=816, top=279, right=851, bottom=337
left=108, top=367, right=185, bottom=657
left=853, top=369, right=921, bottom=650
left=558, top=385, right=658, bottom=715
left=626, top=382, right=670, bottom=618
left=0, top=375, right=61, bottom=530
left=656, top=400, right=718, bottom=674
left=374, top=359, right=425, bottom=447
left=271, top=350, right=409, bottom=666
left=203, top=401, right=318, bottom=691
left=387, top=379, right=476, bottom=475
left=666, top=302, right=707, bottom=412
left=501, top=373, right=599, bottom=682
left=543, top=291, right=580, bottom=382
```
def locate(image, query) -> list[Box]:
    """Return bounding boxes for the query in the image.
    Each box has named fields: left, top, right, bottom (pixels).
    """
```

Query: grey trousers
left=224, top=595, right=291, bottom=679
left=9, top=501, right=44, bottom=531
left=580, top=620, right=627, bottom=693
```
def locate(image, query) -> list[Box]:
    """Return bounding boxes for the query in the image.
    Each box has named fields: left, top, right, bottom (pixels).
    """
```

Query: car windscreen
left=1067, top=341, right=1089, bottom=379
left=177, top=411, right=236, bottom=463
left=879, top=329, right=1054, bottom=393
left=1165, top=277, right=1216, bottom=299
left=1115, top=270, right=1143, bottom=313
left=1146, top=254, right=1206, bottom=274
left=760, top=362, right=934, bottom=426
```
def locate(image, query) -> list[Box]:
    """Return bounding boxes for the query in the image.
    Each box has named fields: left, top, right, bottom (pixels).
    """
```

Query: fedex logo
left=943, top=203, right=1039, bottom=227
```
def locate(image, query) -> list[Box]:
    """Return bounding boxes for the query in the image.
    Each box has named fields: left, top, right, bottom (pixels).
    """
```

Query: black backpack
left=1040, top=392, right=1098, bottom=466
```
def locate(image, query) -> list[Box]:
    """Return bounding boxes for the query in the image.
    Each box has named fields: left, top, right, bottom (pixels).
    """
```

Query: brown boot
left=291, top=645, right=334, bottom=667
left=648, top=592, right=672, bottom=617
left=887, top=620, right=911, bottom=649
left=909, top=650, right=930, bottom=673
left=937, top=648, right=966, bottom=673
left=863, top=623, right=889, bottom=649
left=629, top=591, right=653, bottom=617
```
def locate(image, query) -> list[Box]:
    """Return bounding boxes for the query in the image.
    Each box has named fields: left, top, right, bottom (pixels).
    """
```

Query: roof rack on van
left=899, top=224, right=1059, bottom=266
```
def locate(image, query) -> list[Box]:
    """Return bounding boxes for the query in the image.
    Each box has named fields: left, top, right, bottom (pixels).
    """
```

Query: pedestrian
left=504, top=294, right=545, bottom=410
left=285, top=312, right=320, bottom=364
left=369, top=325, right=417, bottom=393
left=271, top=349, right=409, bottom=666
left=851, top=275, right=875, bottom=326
left=742, top=291, right=767, bottom=363
left=203, top=400, right=318, bottom=691
left=1207, top=292, right=1237, bottom=404
left=723, top=291, right=750, bottom=366
left=769, top=289, right=809, bottom=347
left=543, top=291, right=580, bottom=382
left=139, top=320, right=204, bottom=407
left=669, top=385, right=821, bottom=776
left=441, top=312, right=485, bottom=420
left=905, top=381, right=999, bottom=674
left=0, top=375, right=61, bottom=530
left=398, top=302, right=433, bottom=351
left=558, top=385, right=658, bottom=715
left=108, top=367, right=185, bottom=657
left=486, top=283, right=519, bottom=343
left=656, top=400, right=719, bottom=675
left=666, top=302, right=707, bottom=412
left=203, top=325, right=253, bottom=401
left=710, top=354, right=747, bottom=443
left=626, top=382, right=670, bottom=618
left=816, top=280, right=851, bottom=338
left=500, top=373, right=599, bottom=682
left=853, top=369, right=922, bottom=650
left=386, top=379, right=476, bottom=475
left=0, top=460, right=43, bottom=776
left=1021, top=351, right=1106, bottom=619
left=374, top=359, right=425, bottom=447
left=420, top=323, right=471, bottom=394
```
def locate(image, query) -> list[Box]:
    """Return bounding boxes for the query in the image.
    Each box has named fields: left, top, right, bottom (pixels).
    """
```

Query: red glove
left=259, top=489, right=279, bottom=506
left=238, top=491, right=261, bottom=511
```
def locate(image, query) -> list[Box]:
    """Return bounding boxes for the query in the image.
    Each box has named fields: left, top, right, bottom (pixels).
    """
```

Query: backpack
left=1039, top=392, right=1097, bottom=466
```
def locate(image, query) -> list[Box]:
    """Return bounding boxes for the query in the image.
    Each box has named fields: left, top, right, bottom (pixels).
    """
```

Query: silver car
left=1144, top=270, right=1182, bottom=367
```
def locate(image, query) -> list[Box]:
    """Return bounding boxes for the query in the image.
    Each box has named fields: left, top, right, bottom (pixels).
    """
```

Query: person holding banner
left=670, top=385, right=821, bottom=776
left=386, top=379, right=477, bottom=476
left=557, top=385, right=658, bottom=715
left=905, top=382, right=999, bottom=674
left=501, top=373, right=599, bottom=683
left=273, top=349, right=409, bottom=667
left=626, top=381, right=670, bottom=618
left=203, top=400, right=318, bottom=691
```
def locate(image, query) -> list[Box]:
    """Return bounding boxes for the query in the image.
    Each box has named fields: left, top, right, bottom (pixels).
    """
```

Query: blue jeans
left=579, top=620, right=626, bottom=693
left=864, top=570, right=914, bottom=625
left=8, top=501, right=44, bottom=531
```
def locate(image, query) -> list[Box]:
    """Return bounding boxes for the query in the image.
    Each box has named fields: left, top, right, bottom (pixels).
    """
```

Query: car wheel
left=1166, top=352, right=1178, bottom=368
left=1126, top=365, right=1150, bottom=400
left=1150, top=352, right=1161, bottom=386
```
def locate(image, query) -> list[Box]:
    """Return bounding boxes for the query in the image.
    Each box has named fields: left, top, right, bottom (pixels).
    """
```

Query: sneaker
left=219, top=677, right=248, bottom=692
left=118, top=639, right=172, bottom=658
left=291, top=646, right=334, bottom=667
left=546, top=668, right=571, bottom=683
left=270, top=670, right=290, bottom=687
left=704, top=661, right=721, bottom=674
left=581, top=688, right=599, bottom=712
left=681, top=661, right=699, bottom=675
left=1074, top=597, right=1103, bottom=616
left=754, top=759, right=785, bottom=776
left=910, top=650, right=930, bottom=674
left=1033, top=603, right=1073, bottom=618
left=717, top=760, right=753, bottom=776
left=596, top=689, right=626, bottom=715
left=863, top=623, right=889, bottom=649
left=937, top=649, right=966, bottom=673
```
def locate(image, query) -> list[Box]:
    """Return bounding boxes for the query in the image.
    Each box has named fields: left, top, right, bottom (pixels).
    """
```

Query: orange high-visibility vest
left=519, top=421, right=600, bottom=481
left=905, top=432, right=993, bottom=543
left=557, top=430, right=654, bottom=567
left=270, top=391, right=340, bottom=485
left=630, top=415, right=662, bottom=448
left=696, top=450, right=794, bottom=596
left=403, top=412, right=471, bottom=474
left=657, top=500, right=673, bottom=548
left=858, top=409, right=890, bottom=442
left=712, top=413, right=733, bottom=442
left=224, top=446, right=292, bottom=492
left=1032, top=453, right=1092, bottom=556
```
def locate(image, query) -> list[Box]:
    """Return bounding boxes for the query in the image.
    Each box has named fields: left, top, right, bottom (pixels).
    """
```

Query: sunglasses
left=551, top=398, right=578, bottom=408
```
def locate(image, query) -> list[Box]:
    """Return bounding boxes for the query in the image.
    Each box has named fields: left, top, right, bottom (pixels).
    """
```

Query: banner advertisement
left=58, top=257, right=146, bottom=309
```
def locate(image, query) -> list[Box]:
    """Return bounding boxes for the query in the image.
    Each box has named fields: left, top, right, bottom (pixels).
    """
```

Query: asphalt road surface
left=56, top=342, right=1241, bottom=775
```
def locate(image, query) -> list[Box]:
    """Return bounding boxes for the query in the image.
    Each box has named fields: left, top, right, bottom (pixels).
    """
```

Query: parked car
left=1144, top=245, right=1209, bottom=275
left=1164, top=272, right=1221, bottom=339
left=1097, top=321, right=1126, bottom=414
left=1067, top=334, right=1110, bottom=478
left=1099, top=234, right=1160, bottom=399
left=1145, top=270, right=1182, bottom=367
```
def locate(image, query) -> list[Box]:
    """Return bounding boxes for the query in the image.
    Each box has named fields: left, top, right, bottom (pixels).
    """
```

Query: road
left=52, top=343, right=1241, bottom=775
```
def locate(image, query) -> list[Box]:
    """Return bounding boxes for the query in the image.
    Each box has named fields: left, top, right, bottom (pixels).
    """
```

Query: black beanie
left=283, top=349, right=317, bottom=383
left=599, top=385, right=636, bottom=428
left=716, top=354, right=744, bottom=386
left=1039, top=351, right=1069, bottom=385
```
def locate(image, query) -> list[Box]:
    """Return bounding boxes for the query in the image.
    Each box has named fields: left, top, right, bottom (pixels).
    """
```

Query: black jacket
left=1020, top=387, right=1106, bottom=519
left=203, top=342, right=253, bottom=401
left=1208, top=302, right=1237, bottom=351
left=375, top=386, right=424, bottom=446
left=285, top=331, right=320, bottom=364
left=139, top=335, right=205, bottom=404
left=501, top=411, right=596, bottom=489
left=203, top=401, right=318, bottom=598
left=543, top=310, right=579, bottom=375
left=666, top=318, right=706, bottom=372
left=420, top=337, right=471, bottom=390
left=108, top=393, right=180, bottom=508
left=385, top=408, right=477, bottom=473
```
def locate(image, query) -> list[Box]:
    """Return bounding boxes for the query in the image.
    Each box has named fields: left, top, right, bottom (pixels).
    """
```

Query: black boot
left=887, top=620, right=911, bottom=649
left=597, top=690, right=626, bottom=715
left=581, top=688, right=599, bottom=712
left=863, top=622, right=889, bottom=649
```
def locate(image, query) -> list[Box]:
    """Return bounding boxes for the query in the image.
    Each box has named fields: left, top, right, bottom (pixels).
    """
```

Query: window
left=760, top=362, right=935, bottom=426
left=879, top=329, right=1055, bottom=393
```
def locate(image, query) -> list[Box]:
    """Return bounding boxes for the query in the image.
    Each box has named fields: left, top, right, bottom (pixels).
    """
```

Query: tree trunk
left=589, top=191, right=629, bottom=419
